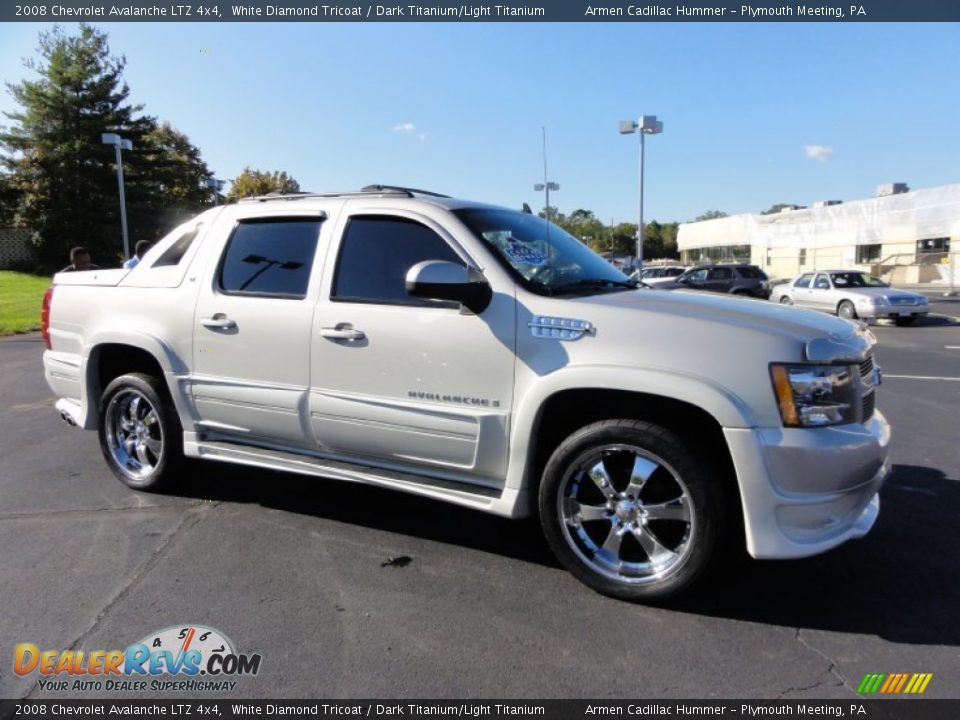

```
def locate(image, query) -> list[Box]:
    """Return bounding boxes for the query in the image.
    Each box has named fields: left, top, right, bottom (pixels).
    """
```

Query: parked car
left=771, top=270, right=929, bottom=326
left=662, top=264, right=771, bottom=298
left=629, top=265, right=689, bottom=288
left=42, top=186, right=888, bottom=602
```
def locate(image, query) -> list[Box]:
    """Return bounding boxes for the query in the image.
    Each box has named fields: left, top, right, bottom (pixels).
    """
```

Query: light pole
left=205, top=177, right=225, bottom=206
left=533, top=126, right=559, bottom=218
left=102, top=132, right=133, bottom=259
left=619, top=115, right=663, bottom=270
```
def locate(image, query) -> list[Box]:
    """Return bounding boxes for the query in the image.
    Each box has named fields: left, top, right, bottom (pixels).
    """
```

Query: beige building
left=677, top=182, right=959, bottom=285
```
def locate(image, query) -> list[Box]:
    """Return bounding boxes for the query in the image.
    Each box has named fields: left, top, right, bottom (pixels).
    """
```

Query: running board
left=190, top=439, right=503, bottom=504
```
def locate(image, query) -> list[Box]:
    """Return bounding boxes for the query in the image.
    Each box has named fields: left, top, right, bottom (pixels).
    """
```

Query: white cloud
left=805, top=144, right=836, bottom=163
left=393, top=122, right=416, bottom=133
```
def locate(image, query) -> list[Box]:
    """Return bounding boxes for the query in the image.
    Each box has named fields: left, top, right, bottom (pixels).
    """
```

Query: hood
left=572, top=288, right=874, bottom=361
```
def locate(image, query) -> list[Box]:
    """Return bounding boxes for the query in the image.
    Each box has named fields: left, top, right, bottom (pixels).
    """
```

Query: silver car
left=772, top=269, right=930, bottom=325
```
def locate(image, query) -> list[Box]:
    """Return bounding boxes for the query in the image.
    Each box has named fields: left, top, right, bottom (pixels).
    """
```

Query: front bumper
left=725, top=410, right=891, bottom=559
left=856, top=304, right=929, bottom=319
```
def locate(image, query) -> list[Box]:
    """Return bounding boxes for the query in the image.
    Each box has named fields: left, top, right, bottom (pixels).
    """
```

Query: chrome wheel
left=838, top=300, right=857, bottom=320
left=558, top=444, right=695, bottom=585
left=104, top=389, right=164, bottom=481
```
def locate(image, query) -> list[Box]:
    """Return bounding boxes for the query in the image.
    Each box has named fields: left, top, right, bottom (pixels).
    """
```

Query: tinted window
left=736, top=266, right=766, bottom=279
left=153, top=228, right=199, bottom=268
left=665, top=267, right=684, bottom=277
left=794, top=273, right=813, bottom=288
left=708, top=267, right=733, bottom=280
left=219, top=219, right=321, bottom=298
left=333, top=216, right=463, bottom=305
left=685, top=268, right=709, bottom=282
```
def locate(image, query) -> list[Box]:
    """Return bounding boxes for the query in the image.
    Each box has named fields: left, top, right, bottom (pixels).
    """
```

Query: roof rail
left=360, top=184, right=451, bottom=198
left=238, top=186, right=451, bottom=203
left=239, top=189, right=412, bottom=203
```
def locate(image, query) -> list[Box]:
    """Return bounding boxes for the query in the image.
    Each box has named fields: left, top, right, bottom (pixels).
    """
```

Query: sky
left=0, top=21, right=958, bottom=225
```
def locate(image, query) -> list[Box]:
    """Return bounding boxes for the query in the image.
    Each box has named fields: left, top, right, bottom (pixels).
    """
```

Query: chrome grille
left=862, top=391, right=875, bottom=422
left=859, top=356, right=874, bottom=379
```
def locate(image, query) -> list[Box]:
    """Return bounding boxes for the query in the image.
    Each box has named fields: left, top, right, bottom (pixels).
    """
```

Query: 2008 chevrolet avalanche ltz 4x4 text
left=42, top=186, right=890, bottom=601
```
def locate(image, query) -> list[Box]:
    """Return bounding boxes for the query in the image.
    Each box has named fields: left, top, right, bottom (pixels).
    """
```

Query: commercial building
left=677, top=182, right=959, bottom=285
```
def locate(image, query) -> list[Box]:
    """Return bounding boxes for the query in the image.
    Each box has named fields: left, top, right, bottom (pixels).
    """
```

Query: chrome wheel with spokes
left=105, top=389, right=164, bottom=480
left=98, top=372, right=182, bottom=490
left=559, top=444, right=695, bottom=584
left=540, top=419, right=725, bottom=601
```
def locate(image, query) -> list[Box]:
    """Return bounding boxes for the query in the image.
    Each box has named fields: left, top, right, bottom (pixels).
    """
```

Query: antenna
left=533, top=126, right=560, bottom=216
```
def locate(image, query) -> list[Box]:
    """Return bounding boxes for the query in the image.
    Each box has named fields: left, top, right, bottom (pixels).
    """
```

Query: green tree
left=609, top=222, right=638, bottom=254
left=0, top=25, right=214, bottom=268
left=0, top=173, right=22, bottom=226
left=226, top=167, right=301, bottom=201
left=0, top=24, right=146, bottom=267
left=694, top=210, right=728, bottom=222
left=126, top=120, right=214, bottom=240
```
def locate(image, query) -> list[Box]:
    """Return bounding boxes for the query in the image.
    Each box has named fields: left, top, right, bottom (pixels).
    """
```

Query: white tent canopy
left=678, top=183, right=960, bottom=251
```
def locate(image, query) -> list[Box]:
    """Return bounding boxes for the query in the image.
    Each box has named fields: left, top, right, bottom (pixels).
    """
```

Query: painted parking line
left=883, top=374, right=960, bottom=382
left=946, top=346, right=960, bottom=349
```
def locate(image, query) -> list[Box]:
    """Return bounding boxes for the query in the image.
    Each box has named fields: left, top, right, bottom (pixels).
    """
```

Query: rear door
left=190, top=213, right=327, bottom=447
left=308, top=210, right=516, bottom=483
left=705, top=266, right=734, bottom=292
left=791, top=273, right=815, bottom=307
left=810, top=273, right=833, bottom=311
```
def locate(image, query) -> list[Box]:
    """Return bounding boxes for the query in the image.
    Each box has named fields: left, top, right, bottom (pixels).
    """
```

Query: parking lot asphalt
left=1, top=302, right=958, bottom=700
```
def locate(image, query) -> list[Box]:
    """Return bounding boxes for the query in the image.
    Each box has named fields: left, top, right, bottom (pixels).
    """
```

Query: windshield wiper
left=547, top=278, right=639, bottom=296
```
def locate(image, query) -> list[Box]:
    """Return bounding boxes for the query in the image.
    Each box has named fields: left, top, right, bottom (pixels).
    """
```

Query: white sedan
left=771, top=270, right=930, bottom=325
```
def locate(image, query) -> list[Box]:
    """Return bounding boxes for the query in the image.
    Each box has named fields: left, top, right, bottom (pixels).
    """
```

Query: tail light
left=41, top=286, right=54, bottom=350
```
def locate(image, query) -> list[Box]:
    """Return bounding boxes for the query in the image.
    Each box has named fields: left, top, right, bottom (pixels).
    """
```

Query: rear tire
left=539, top=419, right=727, bottom=602
left=98, top=372, right=182, bottom=491
left=779, top=296, right=793, bottom=305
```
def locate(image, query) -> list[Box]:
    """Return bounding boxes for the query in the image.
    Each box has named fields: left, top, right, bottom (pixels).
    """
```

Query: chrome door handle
left=201, top=315, right=237, bottom=330
left=320, top=326, right=365, bottom=341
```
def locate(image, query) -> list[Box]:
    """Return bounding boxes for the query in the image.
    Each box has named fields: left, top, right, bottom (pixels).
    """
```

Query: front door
left=309, top=212, right=516, bottom=483
left=191, top=215, right=325, bottom=447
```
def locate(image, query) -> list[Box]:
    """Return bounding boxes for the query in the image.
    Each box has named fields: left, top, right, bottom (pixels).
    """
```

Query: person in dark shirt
left=61, top=247, right=100, bottom=273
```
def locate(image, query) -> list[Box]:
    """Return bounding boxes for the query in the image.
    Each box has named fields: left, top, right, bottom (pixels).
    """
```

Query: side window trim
left=216, top=216, right=323, bottom=300
left=330, top=213, right=466, bottom=309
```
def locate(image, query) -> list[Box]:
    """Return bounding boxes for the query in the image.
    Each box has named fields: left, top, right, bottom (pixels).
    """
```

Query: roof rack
left=239, top=185, right=451, bottom=203
left=360, top=184, right=451, bottom=198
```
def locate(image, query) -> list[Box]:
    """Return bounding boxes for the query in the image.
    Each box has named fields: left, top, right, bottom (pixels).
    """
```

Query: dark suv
left=670, top=264, right=771, bottom=298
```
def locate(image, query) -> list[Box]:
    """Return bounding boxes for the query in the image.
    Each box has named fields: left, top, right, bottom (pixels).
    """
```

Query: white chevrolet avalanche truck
left=42, top=186, right=890, bottom=601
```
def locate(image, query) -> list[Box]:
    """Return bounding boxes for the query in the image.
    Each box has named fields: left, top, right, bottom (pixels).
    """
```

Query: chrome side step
left=190, top=439, right=503, bottom=502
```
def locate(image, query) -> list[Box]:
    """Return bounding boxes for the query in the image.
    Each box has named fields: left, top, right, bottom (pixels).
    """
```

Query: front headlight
left=770, top=364, right=858, bottom=427
left=868, top=296, right=888, bottom=306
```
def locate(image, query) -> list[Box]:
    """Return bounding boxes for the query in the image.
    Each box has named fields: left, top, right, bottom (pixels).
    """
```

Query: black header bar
left=3, top=0, right=960, bottom=23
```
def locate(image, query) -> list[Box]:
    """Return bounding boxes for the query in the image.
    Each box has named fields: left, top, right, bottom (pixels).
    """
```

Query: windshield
left=453, top=208, right=633, bottom=295
left=830, top=272, right=888, bottom=288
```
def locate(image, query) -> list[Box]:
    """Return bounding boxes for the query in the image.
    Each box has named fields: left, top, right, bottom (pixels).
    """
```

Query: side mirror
left=405, top=260, right=492, bottom=314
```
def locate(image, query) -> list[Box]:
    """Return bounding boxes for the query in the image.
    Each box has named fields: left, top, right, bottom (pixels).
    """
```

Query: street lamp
left=101, top=132, right=133, bottom=260
left=534, top=127, right=559, bottom=217
left=205, top=177, right=225, bottom=206
left=619, top=115, right=663, bottom=270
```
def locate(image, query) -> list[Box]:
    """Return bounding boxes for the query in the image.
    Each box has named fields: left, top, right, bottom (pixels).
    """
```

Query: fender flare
left=76, top=330, right=189, bottom=429
left=504, top=364, right=755, bottom=493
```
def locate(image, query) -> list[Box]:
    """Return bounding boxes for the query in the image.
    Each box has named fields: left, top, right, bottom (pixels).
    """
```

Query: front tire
left=837, top=300, right=858, bottom=320
left=779, top=296, right=793, bottom=305
left=98, top=372, right=182, bottom=491
left=539, top=419, right=726, bottom=602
